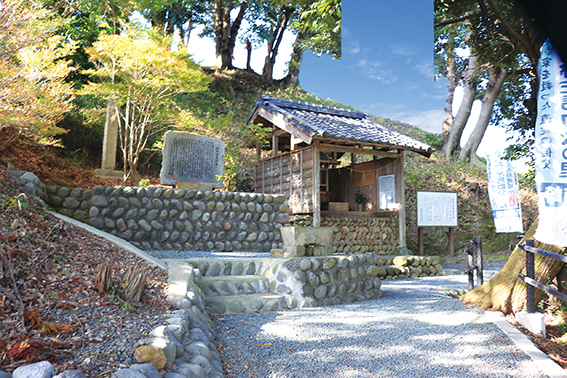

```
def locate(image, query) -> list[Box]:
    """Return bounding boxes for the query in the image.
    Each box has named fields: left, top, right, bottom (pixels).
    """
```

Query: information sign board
left=378, top=174, right=396, bottom=209
left=417, top=192, right=458, bottom=227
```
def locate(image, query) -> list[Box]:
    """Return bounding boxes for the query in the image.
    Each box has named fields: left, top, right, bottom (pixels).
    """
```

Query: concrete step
left=201, top=275, right=270, bottom=297
left=207, top=293, right=288, bottom=315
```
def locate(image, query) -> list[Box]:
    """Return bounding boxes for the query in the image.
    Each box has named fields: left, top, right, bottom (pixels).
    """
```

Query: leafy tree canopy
left=0, top=0, right=76, bottom=137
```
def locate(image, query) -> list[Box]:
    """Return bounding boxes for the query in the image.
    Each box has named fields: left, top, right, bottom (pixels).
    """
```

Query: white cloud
left=413, top=59, right=433, bottom=77
left=366, top=68, right=398, bottom=83
left=348, top=41, right=360, bottom=54
left=391, top=44, right=415, bottom=57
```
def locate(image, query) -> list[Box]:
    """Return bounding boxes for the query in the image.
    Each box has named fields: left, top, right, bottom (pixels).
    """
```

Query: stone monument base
left=175, top=182, right=214, bottom=190
left=278, top=227, right=334, bottom=257
left=94, top=169, right=123, bottom=179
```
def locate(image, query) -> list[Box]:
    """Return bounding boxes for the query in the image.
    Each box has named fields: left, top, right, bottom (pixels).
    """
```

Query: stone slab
left=516, top=311, right=546, bottom=337
left=175, top=182, right=214, bottom=190
left=94, top=169, right=123, bottom=179
left=206, top=293, right=287, bottom=314
left=160, top=131, right=225, bottom=187
left=280, top=226, right=333, bottom=247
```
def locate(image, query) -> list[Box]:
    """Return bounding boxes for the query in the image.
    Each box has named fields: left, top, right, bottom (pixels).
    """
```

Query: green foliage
left=0, top=0, right=76, bottom=138
left=120, top=301, right=140, bottom=313
left=354, top=190, right=367, bottom=205
left=422, top=132, right=445, bottom=150
left=138, top=178, right=151, bottom=187
left=1, top=194, right=28, bottom=214
left=296, top=0, right=341, bottom=59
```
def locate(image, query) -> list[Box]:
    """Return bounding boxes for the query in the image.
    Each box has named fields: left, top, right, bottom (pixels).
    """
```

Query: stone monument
left=94, top=98, right=123, bottom=179
left=160, top=131, right=225, bottom=189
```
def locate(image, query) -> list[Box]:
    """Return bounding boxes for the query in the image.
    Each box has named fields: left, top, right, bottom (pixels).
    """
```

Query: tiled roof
left=247, top=95, right=434, bottom=157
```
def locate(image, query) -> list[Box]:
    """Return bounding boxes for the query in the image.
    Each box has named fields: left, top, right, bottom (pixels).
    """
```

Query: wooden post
left=272, top=135, right=278, bottom=157
left=418, top=227, right=424, bottom=255
left=398, top=151, right=407, bottom=250
left=300, top=150, right=303, bottom=211
left=291, top=135, right=299, bottom=151
left=313, top=141, right=321, bottom=227
left=448, top=227, right=455, bottom=257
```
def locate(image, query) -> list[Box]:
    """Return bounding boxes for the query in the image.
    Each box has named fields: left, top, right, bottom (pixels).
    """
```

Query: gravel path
left=214, top=273, right=548, bottom=378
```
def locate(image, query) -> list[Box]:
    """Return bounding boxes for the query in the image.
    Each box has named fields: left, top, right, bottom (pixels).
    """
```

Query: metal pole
left=475, top=236, right=483, bottom=286
left=468, top=243, right=475, bottom=291
left=526, top=239, right=535, bottom=313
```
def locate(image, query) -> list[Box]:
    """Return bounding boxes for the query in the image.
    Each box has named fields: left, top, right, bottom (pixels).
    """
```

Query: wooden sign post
left=417, top=192, right=458, bottom=256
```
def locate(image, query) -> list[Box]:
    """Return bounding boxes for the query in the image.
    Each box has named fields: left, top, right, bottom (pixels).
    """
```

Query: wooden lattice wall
left=255, top=146, right=314, bottom=214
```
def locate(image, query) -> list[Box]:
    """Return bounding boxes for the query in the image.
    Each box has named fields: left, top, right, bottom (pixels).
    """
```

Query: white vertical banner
left=534, top=39, right=567, bottom=246
left=485, top=149, right=523, bottom=233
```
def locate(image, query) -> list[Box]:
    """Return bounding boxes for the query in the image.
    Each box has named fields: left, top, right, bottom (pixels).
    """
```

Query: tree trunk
left=282, top=30, right=308, bottom=87
left=442, top=55, right=478, bottom=158
left=214, top=0, right=248, bottom=69
left=184, top=20, right=193, bottom=54
left=94, top=263, right=112, bottom=294
left=121, top=265, right=147, bottom=303
left=245, top=38, right=252, bottom=71
left=458, top=66, right=508, bottom=162
left=442, top=25, right=458, bottom=135
left=460, top=219, right=566, bottom=314
left=262, top=6, right=294, bottom=82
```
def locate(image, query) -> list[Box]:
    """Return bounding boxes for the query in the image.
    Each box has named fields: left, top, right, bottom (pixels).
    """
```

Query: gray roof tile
left=249, top=95, right=434, bottom=157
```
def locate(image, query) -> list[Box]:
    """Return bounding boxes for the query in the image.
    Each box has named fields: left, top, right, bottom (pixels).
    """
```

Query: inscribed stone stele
left=160, top=131, right=225, bottom=187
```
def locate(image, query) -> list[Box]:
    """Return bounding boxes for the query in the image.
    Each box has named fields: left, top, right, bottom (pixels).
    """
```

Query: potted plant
left=354, top=190, right=367, bottom=211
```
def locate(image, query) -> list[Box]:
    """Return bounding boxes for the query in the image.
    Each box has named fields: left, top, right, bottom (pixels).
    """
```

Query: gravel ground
left=213, top=273, right=549, bottom=378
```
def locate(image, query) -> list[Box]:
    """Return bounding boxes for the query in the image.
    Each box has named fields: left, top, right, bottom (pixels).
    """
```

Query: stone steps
left=201, top=275, right=270, bottom=297
left=169, top=258, right=290, bottom=315
left=206, top=293, right=288, bottom=315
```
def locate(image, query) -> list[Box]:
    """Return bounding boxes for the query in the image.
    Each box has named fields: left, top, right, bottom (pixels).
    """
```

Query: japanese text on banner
left=534, top=39, right=567, bottom=246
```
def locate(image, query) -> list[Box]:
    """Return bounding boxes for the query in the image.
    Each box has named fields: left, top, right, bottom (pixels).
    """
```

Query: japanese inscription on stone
left=417, top=192, right=457, bottom=227
left=160, top=131, right=225, bottom=187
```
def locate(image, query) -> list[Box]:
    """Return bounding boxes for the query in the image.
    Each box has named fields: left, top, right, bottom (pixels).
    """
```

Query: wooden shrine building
left=246, top=95, right=433, bottom=250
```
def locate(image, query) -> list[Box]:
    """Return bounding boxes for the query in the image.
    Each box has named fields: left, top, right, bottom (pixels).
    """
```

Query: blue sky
left=299, top=1, right=447, bottom=133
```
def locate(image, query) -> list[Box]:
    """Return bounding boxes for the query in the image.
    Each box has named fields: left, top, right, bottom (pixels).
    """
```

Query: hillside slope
left=2, top=67, right=539, bottom=258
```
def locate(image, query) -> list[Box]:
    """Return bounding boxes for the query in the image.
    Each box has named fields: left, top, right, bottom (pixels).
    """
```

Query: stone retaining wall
left=277, top=254, right=383, bottom=308
left=13, top=171, right=399, bottom=256
left=87, top=187, right=288, bottom=253
left=11, top=171, right=289, bottom=253
left=274, top=254, right=442, bottom=308
left=290, top=215, right=400, bottom=255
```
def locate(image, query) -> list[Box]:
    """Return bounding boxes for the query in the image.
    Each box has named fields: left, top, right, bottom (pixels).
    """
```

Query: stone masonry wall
left=13, top=170, right=398, bottom=255
left=88, top=187, right=289, bottom=252
left=276, top=253, right=383, bottom=308
left=11, top=171, right=289, bottom=253
left=290, top=215, right=400, bottom=255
